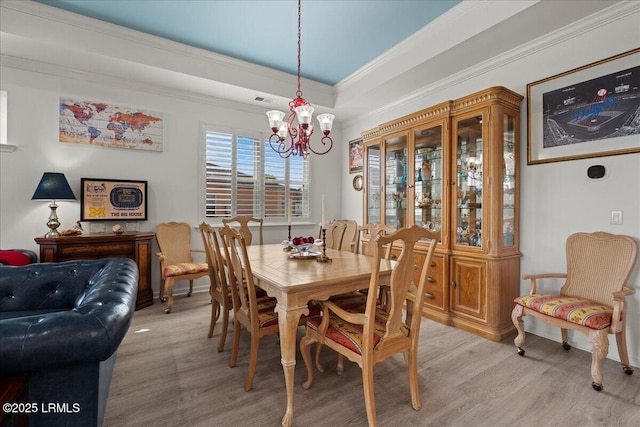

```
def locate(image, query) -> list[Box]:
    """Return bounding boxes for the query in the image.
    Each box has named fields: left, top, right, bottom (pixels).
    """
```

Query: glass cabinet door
left=413, top=125, right=443, bottom=237
left=454, top=114, right=484, bottom=248
left=502, top=113, right=516, bottom=248
left=365, top=142, right=381, bottom=225
left=384, top=134, right=408, bottom=230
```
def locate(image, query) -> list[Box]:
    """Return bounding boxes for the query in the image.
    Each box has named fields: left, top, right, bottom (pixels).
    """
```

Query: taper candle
left=321, top=194, right=326, bottom=228
left=288, top=198, right=292, bottom=225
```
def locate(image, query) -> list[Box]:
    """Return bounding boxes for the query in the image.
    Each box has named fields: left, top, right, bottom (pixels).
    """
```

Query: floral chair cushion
left=163, top=262, right=209, bottom=277
left=515, top=294, right=613, bottom=330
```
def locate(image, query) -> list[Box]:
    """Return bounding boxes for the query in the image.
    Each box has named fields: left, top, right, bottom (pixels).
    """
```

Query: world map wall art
left=59, top=97, right=163, bottom=151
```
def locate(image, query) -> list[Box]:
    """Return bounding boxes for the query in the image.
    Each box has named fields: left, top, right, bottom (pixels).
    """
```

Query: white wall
left=341, top=8, right=640, bottom=366
left=0, top=66, right=343, bottom=298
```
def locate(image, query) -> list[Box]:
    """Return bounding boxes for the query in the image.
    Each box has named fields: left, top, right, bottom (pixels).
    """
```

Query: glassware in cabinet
left=413, top=125, right=443, bottom=236
left=365, top=142, right=381, bottom=225
left=384, top=134, right=407, bottom=230
left=454, top=114, right=484, bottom=248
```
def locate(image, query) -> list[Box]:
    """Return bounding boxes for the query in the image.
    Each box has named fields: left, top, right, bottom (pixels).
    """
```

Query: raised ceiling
left=33, top=0, right=462, bottom=86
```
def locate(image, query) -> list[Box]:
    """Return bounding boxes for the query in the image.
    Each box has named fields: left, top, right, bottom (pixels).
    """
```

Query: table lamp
left=32, top=172, right=76, bottom=238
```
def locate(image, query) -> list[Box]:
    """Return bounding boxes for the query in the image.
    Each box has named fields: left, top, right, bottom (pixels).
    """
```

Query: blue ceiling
left=33, top=0, right=461, bottom=85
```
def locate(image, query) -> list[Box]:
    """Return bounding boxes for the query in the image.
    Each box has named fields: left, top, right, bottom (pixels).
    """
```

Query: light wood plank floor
left=105, top=292, right=640, bottom=426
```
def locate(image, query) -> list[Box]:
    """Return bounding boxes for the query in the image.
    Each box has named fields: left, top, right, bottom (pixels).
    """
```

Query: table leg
left=274, top=302, right=307, bottom=427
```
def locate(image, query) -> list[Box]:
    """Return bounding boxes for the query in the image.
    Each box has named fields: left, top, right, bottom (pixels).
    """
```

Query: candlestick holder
left=283, top=225, right=294, bottom=252
left=316, top=227, right=332, bottom=263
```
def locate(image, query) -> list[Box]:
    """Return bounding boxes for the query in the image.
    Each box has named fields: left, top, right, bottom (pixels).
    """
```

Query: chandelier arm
left=269, top=135, right=293, bottom=159
left=307, top=136, right=334, bottom=156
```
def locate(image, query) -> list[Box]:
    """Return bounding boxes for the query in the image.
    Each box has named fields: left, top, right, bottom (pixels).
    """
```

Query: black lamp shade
left=32, top=172, right=76, bottom=200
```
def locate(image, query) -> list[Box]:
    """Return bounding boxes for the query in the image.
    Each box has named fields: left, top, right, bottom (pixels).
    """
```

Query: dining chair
left=337, top=219, right=359, bottom=252
left=199, top=222, right=233, bottom=352
left=356, top=222, right=394, bottom=255
left=300, top=225, right=437, bottom=426
left=512, top=231, right=638, bottom=391
left=155, top=222, right=209, bottom=314
left=218, top=226, right=320, bottom=391
left=321, top=221, right=347, bottom=250
left=221, top=216, right=264, bottom=246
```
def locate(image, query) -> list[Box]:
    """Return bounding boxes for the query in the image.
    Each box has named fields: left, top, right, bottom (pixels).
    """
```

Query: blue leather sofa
left=0, top=258, right=138, bottom=427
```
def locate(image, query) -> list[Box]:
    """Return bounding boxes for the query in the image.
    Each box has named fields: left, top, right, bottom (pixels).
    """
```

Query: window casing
left=204, top=127, right=310, bottom=221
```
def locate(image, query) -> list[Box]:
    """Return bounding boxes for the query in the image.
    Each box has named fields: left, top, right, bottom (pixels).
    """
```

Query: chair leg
left=188, top=280, right=193, bottom=297
left=300, top=336, right=315, bottom=389
left=164, top=278, right=176, bottom=313
left=217, top=306, right=230, bottom=353
left=229, top=319, right=241, bottom=368
left=244, top=333, right=261, bottom=391
left=615, top=323, right=634, bottom=375
left=159, top=278, right=167, bottom=302
left=208, top=300, right=221, bottom=338
left=362, top=360, right=378, bottom=427
left=588, top=329, right=609, bottom=391
left=511, top=305, right=526, bottom=355
left=314, top=342, right=326, bottom=373
left=407, top=346, right=421, bottom=411
left=336, top=355, right=345, bottom=375
left=561, top=328, right=571, bottom=350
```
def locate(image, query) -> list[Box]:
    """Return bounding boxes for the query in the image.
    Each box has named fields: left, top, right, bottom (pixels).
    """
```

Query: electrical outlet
left=611, top=210, right=623, bottom=225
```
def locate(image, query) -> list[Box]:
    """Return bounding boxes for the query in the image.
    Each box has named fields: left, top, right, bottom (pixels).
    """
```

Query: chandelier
left=266, top=0, right=335, bottom=158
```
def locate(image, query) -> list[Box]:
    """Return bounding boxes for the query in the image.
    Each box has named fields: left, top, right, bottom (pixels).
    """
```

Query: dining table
left=243, top=243, right=394, bottom=427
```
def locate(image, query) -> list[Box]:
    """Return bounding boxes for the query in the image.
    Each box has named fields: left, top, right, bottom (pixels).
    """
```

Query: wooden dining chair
left=300, top=225, right=437, bottom=426
left=337, top=219, right=359, bottom=252
left=321, top=221, right=347, bottom=250
left=218, top=226, right=319, bottom=391
left=222, top=216, right=264, bottom=246
left=356, top=222, right=394, bottom=255
left=512, top=231, right=638, bottom=391
left=199, top=222, right=233, bottom=352
left=155, top=222, right=209, bottom=314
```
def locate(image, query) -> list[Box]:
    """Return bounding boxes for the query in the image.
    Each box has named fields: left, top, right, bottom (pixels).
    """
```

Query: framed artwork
left=59, top=98, right=163, bottom=151
left=527, top=48, right=640, bottom=165
left=349, top=138, right=364, bottom=173
left=80, top=178, right=148, bottom=221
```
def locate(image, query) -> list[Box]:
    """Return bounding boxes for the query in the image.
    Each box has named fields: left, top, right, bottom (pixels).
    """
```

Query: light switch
left=611, top=210, right=623, bottom=225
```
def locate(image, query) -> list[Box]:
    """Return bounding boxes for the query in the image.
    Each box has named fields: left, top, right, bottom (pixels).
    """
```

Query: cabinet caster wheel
left=562, top=342, right=571, bottom=350
left=517, top=347, right=525, bottom=356
left=591, top=382, right=602, bottom=391
left=622, top=365, right=633, bottom=375
left=165, top=308, right=171, bottom=314
left=187, top=291, right=192, bottom=297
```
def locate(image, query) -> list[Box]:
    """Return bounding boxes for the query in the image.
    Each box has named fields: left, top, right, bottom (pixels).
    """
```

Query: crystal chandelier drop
left=266, top=0, right=335, bottom=158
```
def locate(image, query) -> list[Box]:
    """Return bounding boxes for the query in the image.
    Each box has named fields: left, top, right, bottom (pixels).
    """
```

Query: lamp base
left=44, top=201, right=61, bottom=238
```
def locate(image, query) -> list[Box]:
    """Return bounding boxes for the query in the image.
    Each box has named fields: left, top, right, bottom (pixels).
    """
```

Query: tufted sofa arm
left=0, top=258, right=138, bottom=376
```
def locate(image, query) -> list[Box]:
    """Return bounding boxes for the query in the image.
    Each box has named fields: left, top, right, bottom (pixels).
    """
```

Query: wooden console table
left=35, top=232, right=154, bottom=310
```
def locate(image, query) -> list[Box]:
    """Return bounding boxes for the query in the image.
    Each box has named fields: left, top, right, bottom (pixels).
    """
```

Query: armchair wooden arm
left=521, top=273, right=567, bottom=295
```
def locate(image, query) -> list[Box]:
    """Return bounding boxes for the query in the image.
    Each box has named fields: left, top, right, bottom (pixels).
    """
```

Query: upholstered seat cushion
left=515, top=294, right=614, bottom=330
left=306, top=305, right=408, bottom=355
left=163, top=262, right=208, bottom=277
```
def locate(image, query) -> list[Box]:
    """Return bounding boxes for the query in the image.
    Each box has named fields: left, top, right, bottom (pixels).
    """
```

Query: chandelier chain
left=296, top=0, right=302, bottom=98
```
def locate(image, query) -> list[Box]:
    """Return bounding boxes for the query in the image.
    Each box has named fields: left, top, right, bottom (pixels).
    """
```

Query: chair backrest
left=364, top=225, right=436, bottom=354
left=155, top=222, right=194, bottom=265
left=322, top=221, right=347, bottom=250
left=199, top=223, right=227, bottom=297
left=221, top=216, right=264, bottom=246
left=562, top=231, right=638, bottom=306
left=336, top=219, right=359, bottom=252
left=357, top=222, right=394, bottom=256
left=218, top=226, right=259, bottom=327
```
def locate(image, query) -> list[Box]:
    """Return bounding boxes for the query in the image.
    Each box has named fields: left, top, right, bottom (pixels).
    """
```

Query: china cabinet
left=362, top=87, right=523, bottom=341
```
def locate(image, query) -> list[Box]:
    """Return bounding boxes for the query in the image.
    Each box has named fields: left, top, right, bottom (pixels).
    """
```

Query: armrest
left=0, top=259, right=138, bottom=377
left=323, top=300, right=366, bottom=325
left=521, top=273, right=567, bottom=295
left=613, top=286, right=636, bottom=301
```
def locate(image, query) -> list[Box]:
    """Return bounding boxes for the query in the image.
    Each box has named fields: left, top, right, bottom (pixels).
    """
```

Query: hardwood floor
left=105, top=292, right=640, bottom=426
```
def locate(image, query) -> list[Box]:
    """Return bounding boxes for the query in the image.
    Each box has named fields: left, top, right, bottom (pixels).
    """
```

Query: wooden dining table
left=243, top=243, right=394, bottom=427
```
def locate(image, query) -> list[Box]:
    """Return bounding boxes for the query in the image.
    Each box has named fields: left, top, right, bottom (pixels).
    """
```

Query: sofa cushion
left=0, top=250, right=33, bottom=266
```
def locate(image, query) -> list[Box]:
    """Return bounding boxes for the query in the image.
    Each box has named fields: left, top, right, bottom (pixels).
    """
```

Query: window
left=204, top=127, right=310, bottom=221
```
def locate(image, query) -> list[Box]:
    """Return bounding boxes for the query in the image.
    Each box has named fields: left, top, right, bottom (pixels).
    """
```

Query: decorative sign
left=80, top=178, right=148, bottom=221
left=59, top=98, right=163, bottom=151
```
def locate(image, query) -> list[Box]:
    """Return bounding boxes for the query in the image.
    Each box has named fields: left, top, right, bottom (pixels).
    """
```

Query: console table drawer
left=57, top=242, right=134, bottom=259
